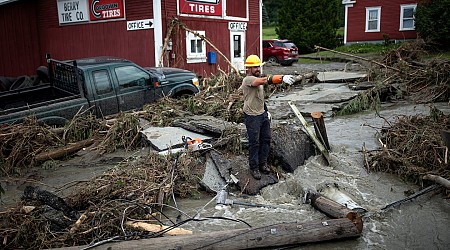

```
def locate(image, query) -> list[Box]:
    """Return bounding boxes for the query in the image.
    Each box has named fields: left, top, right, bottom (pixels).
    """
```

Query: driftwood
left=308, top=192, right=363, bottom=233
left=33, top=138, right=95, bottom=162
left=314, top=45, right=401, bottom=73
left=289, top=102, right=330, bottom=164
left=311, top=112, right=330, bottom=150
left=65, top=219, right=361, bottom=250
left=125, top=221, right=192, bottom=236
left=22, top=186, right=79, bottom=219
left=423, top=174, right=450, bottom=189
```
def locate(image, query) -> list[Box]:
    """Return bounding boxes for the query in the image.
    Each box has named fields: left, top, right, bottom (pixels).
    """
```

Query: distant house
left=0, top=0, right=261, bottom=77
left=342, top=0, right=418, bottom=44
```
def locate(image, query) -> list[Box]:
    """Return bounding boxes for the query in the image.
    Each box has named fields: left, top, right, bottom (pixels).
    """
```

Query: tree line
left=264, top=0, right=450, bottom=53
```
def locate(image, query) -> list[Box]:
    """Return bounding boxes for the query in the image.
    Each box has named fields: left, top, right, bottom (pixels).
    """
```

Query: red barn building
left=0, top=0, right=262, bottom=78
left=342, top=0, right=418, bottom=44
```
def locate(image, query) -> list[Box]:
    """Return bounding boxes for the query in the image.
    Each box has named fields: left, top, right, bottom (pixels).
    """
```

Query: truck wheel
left=36, top=66, right=49, bottom=83
left=9, top=75, right=32, bottom=90
left=38, top=117, right=68, bottom=127
left=0, top=76, right=12, bottom=92
left=267, top=56, right=278, bottom=64
left=32, top=75, right=41, bottom=86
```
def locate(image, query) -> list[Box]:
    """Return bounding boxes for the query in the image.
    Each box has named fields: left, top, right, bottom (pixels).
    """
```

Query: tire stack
left=0, top=66, right=49, bottom=92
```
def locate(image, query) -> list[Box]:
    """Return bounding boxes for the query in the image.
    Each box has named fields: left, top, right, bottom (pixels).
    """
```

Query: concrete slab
left=272, top=83, right=352, bottom=102
left=199, top=156, right=227, bottom=193
left=316, top=71, right=367, bottom=83
left=141, top=126, right=211, bottom=151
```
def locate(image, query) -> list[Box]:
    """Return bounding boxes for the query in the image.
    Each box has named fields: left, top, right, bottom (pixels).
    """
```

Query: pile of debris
left=368, top=106, right=450, bottom=184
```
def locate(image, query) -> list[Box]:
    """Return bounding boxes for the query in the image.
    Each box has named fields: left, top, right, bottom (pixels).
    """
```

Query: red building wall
left=347, top=0, right=417, bottom=43
left=37, top=0, right=155, bottom=68
left=0, top=0, right=41, bottom=77
left=0, top=0, right=261, bottom=78
left=162, top=0, right=260, bottom=76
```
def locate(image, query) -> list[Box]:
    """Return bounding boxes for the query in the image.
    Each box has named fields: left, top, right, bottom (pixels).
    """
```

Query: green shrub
left=415, top=0, right=450, bottom=49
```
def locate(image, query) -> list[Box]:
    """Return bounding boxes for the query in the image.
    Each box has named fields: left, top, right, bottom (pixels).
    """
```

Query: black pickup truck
left=0, top=56, right=199, bottom=125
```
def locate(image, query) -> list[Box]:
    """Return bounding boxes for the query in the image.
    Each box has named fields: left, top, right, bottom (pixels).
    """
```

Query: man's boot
left=259, top=164, right=270, bottom=174
left=250, top=169, right=261, bottom=180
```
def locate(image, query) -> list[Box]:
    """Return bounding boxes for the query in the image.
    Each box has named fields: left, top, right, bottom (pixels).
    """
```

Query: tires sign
left=179, top=0, right=222, bottom=17
left=89, top=0, right=125, bottom=21
left=57, top=0, right=124, bottom=25
left=57, top=0, right=89, bottom=24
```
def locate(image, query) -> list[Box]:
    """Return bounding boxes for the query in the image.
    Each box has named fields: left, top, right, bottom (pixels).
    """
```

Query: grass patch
left=262, top=25, right=277, bottom=39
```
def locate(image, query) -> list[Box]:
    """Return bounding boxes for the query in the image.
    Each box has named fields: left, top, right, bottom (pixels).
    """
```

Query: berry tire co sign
left=57, top=0, right=125, bottom=25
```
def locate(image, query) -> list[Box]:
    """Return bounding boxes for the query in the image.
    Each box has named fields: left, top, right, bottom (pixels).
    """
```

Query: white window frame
left=365, top=6, right=381, bottom=32
left=400, top=4, right=416, bottom=31
left=186, top=30, right=206, bottom=64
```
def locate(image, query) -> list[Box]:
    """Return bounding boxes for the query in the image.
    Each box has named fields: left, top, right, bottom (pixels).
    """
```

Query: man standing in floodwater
left=241, top=55, right=295, bottom=180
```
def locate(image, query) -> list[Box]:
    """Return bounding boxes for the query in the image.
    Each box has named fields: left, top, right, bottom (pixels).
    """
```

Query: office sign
left=127, top=19, right=154, bottom=31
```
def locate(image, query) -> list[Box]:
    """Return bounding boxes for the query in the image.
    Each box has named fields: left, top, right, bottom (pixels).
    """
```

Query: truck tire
left=32, top=75, right=41, bottom=86
left=36, top=66, right=49, bottom=83
left=9, top=75, right=32, bottom=90
left=38, top=116, right=68, bottom=127
left=0, top=76, right=12, bottom=92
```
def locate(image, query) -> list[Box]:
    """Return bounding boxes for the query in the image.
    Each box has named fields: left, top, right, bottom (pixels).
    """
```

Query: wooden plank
left=61, top=219, right=361, bottom=250
left=288, top=102, right=330, bottom=164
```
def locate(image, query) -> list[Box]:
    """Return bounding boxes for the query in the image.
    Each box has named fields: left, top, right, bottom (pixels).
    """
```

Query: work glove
left=267, top=111, right=272, bottom=122
left=282, top=75, right=295, bottom=85
left=267, top=75, right=296, bottom=85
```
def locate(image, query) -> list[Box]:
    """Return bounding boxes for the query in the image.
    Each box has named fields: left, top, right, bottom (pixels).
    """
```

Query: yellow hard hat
left=244, top=54, right=264, bottom=67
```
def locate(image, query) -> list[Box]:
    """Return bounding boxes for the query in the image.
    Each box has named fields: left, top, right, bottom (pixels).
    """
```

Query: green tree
left=415, top=0, right=450, bottom=49
left=276, top=0, right=339, bottom=53
left=263, top=0, right=283, bottom=25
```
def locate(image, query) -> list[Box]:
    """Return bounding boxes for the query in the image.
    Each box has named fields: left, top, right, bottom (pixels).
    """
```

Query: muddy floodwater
left=1, top=62, right=449, bottom=249
left=164, top=102, right=450, bottom=250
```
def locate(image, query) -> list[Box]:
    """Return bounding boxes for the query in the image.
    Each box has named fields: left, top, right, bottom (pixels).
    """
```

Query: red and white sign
left=89, top=0, right=125, bottom=21
left=179, top=0, right=222, bottom=17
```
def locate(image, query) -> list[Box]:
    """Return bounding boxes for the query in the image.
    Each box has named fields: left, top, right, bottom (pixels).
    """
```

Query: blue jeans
left=244, top=111, right=271, bottom=170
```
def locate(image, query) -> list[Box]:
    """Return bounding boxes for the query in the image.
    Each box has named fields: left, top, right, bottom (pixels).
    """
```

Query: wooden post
left=65, top=219, right=362, bottom=250
left=309, top=192, right=363, bottom=233
left=311, top=112, right=330, bottom=151
left=289, top=102, right=330, bottom=164
left=34, top=138, right=95, bottom=162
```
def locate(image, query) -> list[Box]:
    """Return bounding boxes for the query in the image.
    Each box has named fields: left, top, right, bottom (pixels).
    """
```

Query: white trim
left=186, top=30, right=207, bottom=64
left=154, top=0, right=163, bottom=66
left=259, top=0, right=262, bottom=71
left=365, top=6, right=381, bottom=32
left=400, top=4, right=416, bottom=31
left=344, top=4, right=353, bottom=44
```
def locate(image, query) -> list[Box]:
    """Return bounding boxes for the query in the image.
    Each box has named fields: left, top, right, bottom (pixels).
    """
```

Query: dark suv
left=262, top=39, right=299, bottom=66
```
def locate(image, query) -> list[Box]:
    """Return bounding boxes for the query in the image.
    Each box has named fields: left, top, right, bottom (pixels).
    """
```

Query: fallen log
left=308, top=192, right=363, bottom=233
left=34, top=138, right=95, bottom=162
left=423, top=174, right=450, bottom=189
left=61, top=219, right=362, bottom=250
